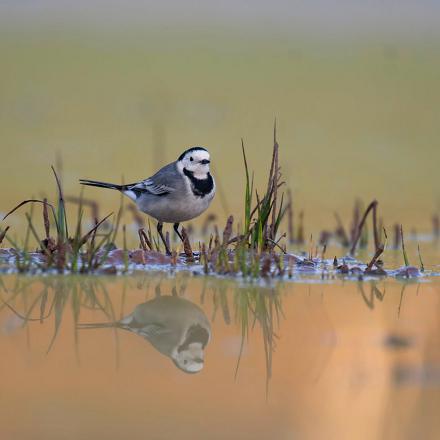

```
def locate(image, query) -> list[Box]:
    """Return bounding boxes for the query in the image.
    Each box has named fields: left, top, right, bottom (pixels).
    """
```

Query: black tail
left=79, top=179, right=123, bottom=191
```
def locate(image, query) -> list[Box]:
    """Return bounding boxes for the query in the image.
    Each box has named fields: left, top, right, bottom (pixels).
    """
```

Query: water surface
left=1, top=273, right=440, bottom=439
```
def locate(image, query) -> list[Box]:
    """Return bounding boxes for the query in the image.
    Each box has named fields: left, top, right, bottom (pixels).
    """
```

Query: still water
left=1, top=273, right=440, bottom=440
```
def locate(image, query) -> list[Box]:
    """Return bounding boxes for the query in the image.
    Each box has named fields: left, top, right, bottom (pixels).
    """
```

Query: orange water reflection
left=1, top=274, right=440, bottom=440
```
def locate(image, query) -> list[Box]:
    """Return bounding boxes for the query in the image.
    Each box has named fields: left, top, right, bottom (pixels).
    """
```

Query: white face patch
left=173, top=344, right=205, bottom=373
left=178, top=148, right=211, bottom=179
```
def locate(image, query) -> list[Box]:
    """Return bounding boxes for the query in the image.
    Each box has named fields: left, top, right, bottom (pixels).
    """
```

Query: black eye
left=190, top=157, right=193, bottom=161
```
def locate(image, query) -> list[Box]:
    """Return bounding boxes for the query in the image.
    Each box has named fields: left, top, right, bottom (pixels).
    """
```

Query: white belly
left=138, top=191, right=215, bottom=223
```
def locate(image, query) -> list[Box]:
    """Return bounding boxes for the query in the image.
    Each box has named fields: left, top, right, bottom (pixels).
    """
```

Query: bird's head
left=177, top=147, right=211, bottom=179
left=172, top=342, right=205, bottom=374
left=171, top=322, right=210, bottom=374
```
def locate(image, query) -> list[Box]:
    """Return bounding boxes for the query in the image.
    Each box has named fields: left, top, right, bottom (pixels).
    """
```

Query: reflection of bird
left=80, top=147, right=215, bottom=254
left=78, top=296, right=211, bottom=374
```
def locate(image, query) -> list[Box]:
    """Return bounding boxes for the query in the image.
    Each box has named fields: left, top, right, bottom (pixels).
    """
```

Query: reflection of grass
left=233, top=285, right=283, bottom=396
left=357, top=281, right=386, bottom=309
left=201, top=278, right=283, bottom=392
left=0, top=276, right=119, bottom=354
left=0, top=274, right=283, bottom=394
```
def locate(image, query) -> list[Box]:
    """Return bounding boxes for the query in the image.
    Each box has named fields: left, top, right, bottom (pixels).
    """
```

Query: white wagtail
left=78, top=296, right=211, bottom=374
left=80, top=147, right=215, bottom=254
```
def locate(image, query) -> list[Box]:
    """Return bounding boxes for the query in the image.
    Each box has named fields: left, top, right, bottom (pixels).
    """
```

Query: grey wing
left=128, top=162, right=181, bottom=196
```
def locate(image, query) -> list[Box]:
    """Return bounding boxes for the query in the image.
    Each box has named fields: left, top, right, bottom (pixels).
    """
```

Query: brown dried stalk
left=43, top=198, right=50, bottom=239
left=222, top=215, right=234, bottom=245
left=138, top=228, right=152, bottom=251
left=334, top=213, right=350, bottom=247
left=350, top=200, right=361, bottom=244
left=273, top=254, right=284, bottom=276
left=372, top=202, right=379, bottom=250
left=365, top=244, right=384, bottom=272
left=79, top=213, right=113, bottom=246
left=297, top=210, right=305, bottom=244
left=433, top=214, right=440, bottom=240
left=3, top=199, right=58, bottom=231
left=0, top=226, right=10, bottom=245
left=165, top=231, right=170, bottom=253
left=56, top=241, right=66, bottom=272
left=393, top=223, right=401, bottom=249
left=214, top=226, right=220, bottom=248
left=350, top=200, right=379, bottom=255
left=181, top=227, right=194, bottom=262
left=260, top=255, right=272, bottom=277
left=201, top=243, right=209, bottom=274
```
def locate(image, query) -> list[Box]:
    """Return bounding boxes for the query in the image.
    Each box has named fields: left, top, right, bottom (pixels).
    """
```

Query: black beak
left=200, top=159, right=210, bottom=165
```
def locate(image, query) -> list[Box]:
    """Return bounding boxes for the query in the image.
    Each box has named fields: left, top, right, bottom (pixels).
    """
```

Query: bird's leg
left=157, top=222, right=171, bottom=256
left=173, top=223, right=184, bottom=243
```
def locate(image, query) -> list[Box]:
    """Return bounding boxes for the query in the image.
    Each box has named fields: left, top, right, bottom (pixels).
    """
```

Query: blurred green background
left=1, top=1, right=439, bottom=237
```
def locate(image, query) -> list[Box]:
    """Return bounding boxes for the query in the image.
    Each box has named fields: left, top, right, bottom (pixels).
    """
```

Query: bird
left=80, top=147, right=215, bottom=255
left=78, top=295, right=211, bottom=374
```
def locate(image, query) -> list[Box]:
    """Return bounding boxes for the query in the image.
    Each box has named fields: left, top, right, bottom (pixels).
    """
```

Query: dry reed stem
left=372, top=202, right=379, bottom=250
left=222, top=215, right=234, bottom=245
left=365, top=244, right=384, bottom=272
left=0, top=226, right=10, bottom=245
left=393, top=223, right=401, bottom=249
left=43, top=198, right=50, bottom=239
left=261, top=256, right=271, bottom=277
left=350, top=200, right=361, bottom=244
left=297, top=211, right=304, bottom=244
left=165, top=232, right=170, bottom=253
left=201, top=243, right=209, bottom=274
left=433, top=214, right=439, bottom=240
left=214, top=226, right=220, bottom=248
left=3, top=199, right=57, bottom=226
left=56, top=239, right=66, bottom=272
left=138, top=229, right=147, bottom=251
left=181, top=227, right=194, bottom=262
left=79, top=213, right=113, bottom=246
left=334, top=213, right=350, bottom=247
left=349, top=200, right=379, bottom=255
